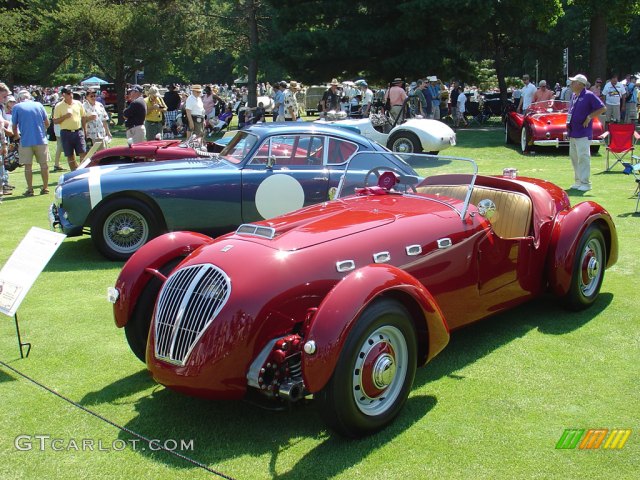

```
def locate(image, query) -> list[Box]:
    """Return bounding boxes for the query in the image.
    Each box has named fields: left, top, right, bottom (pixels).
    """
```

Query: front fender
left=302, top=264, right=450, bottom=393
left=546, top=202, right=618, bottom=297
left=112, top=231, right=213, bottom=328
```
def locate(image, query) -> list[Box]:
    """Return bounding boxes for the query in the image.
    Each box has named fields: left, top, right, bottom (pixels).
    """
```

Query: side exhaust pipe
left=278, top=380, right=305, bottom=402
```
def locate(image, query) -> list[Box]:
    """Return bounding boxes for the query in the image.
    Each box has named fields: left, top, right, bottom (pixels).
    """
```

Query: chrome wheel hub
left=580, top=239, right=603, bottom=296
left=372, top=354, right=396, bottom=389
left=352, top=325, right=408, bottom=416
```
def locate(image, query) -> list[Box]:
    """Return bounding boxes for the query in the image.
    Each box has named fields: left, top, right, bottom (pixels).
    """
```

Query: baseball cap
left=568, top=74, right=588, bottom=86
left=127, top=84, right=143, bottom=93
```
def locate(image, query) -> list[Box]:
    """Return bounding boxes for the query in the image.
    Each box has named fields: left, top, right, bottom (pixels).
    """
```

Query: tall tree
left=569, top=0, right=640, bottom=80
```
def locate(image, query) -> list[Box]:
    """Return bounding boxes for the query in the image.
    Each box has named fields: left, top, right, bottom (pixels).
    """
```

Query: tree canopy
left=1, top=0, right=639, bottom=101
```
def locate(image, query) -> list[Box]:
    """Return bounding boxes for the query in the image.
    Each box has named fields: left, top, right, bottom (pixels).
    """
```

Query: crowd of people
left=2, top=71, right=638, bottom=201
left=513, top=72, right=639, bottom=128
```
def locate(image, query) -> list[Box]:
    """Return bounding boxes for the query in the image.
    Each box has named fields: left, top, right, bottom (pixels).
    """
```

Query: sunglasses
left=87, top=94, right=96, bottom=97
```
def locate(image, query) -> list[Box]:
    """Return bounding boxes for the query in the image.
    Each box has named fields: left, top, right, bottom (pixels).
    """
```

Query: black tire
left=316, top=298, right=417, bottom=437
left=91, top=198, right=161, bottom=261
left=520, top=127, right=532, bottom=153
left=563, top=226, right=606, bottom=311
left=387, top=131, right=422, bottom=153
left=590, top=145, right=600, bottom=155
left=125, top=257, right=184, bottom=362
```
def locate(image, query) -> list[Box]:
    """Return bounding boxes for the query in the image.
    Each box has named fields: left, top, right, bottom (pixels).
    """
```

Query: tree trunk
left=492, top=35, right=509, bottom=109
left=589, top=15, right=607, bottom=81
left=246, top=0, right=259, bottom=108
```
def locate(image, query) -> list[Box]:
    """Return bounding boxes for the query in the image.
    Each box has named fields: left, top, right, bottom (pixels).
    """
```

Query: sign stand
left=13, top=313, right=31, bottom=358
left=1, top=227, right=66, bottom=359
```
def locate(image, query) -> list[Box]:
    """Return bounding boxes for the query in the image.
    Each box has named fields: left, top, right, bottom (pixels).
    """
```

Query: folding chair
left=623, top=162, right=640, bottom=213
left=600, top=123, right=640, bottom=171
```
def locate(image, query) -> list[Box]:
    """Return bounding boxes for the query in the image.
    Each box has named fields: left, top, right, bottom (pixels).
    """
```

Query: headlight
left=54, top=185, right=63, bottom=203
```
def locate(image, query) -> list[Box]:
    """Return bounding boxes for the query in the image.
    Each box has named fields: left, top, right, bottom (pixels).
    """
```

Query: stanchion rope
left=0, top=358, right=236, bottom=480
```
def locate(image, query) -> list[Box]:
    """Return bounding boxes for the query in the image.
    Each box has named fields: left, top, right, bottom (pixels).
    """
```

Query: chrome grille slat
left=154, top=264, right=231, bottom=365
left=156, top=267, right=200, bottom=357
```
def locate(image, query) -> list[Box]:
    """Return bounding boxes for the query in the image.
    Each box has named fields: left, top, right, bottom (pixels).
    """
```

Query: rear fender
left=546, top=202, right=618, bottom=297
left=301, top=264, right=450, bottom=393
left=112, top=231, right=213, bottom=328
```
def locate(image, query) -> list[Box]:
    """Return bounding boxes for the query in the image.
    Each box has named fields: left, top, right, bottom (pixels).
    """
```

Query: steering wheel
left=364, top=167, right=417, bottom=193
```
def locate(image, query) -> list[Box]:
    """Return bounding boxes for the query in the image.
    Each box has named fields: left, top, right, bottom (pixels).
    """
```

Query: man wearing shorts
left=53, top=87, right=87, bottom=171
left=11, top=90, right=50, bottom=196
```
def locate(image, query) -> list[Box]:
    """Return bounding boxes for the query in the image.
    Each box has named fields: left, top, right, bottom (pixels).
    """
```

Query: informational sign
left=0, top=227, right=66, bottom=317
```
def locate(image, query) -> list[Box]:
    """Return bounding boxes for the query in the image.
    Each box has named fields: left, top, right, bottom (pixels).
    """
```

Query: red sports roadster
left=504, top=100, right=604, bottom=154
left=109, top=151, right=617, bottom=437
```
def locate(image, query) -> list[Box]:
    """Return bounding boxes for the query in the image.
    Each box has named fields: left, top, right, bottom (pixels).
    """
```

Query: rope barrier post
left=13, top=313, right=31, bottom=358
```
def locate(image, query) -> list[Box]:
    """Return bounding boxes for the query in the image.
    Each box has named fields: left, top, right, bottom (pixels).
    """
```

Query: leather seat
left=416, top=185, right=533, bottom=238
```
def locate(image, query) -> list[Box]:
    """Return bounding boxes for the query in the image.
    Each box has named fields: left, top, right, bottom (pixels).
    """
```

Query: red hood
left=214, top=194, right=462, bottom=251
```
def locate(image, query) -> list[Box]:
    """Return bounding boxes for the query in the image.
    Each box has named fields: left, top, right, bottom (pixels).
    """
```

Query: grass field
left=0, top=124, right=638, bottom=479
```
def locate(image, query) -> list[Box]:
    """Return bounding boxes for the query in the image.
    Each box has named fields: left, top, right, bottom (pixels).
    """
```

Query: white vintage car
left=316, top=113, right=456, bottom=153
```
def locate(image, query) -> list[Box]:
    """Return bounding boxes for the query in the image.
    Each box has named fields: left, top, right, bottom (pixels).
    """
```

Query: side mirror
left=477, top=199, right=496, bottom=220
left=266, top=156, right=276, bottom=169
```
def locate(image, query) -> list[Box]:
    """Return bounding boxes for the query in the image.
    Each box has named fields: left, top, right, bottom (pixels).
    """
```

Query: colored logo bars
left=556, top=429, right=632, bottom=450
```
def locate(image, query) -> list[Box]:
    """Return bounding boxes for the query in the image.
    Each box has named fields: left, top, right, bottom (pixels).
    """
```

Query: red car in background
left=505, top=100, right=604, bottom=154
left=77, top=138, right=220, bottom=169
left=100, top=83, right=118, bottom=110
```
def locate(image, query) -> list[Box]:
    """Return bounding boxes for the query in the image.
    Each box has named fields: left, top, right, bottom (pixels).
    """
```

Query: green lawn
left=0, top=125, right=638, bottom=479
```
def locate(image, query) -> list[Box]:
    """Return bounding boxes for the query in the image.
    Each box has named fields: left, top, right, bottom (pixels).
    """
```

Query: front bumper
left=48, top=203, right=83, bottom=237
left=533, top=138, right=603, bottom=147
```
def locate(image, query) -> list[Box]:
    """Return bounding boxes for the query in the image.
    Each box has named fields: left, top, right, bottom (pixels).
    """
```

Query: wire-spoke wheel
left=92, top=198, right=160, bottom=260
left=388, top=131, right=422, bottom=153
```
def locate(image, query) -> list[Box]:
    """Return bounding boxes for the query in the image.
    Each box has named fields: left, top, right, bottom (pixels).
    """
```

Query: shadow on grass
left=0, top=368, right=16, bottom=383
left=80, top=369, right=154, bottom=405
left=114, top=391, right=435, bottom=477
left=86, top=291, right=610, bottom=476
left=45, top=237, right=123, bottom=272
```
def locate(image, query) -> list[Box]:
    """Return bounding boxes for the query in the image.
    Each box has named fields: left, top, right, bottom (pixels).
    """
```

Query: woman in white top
left=82, top=88, right=111, bottom=151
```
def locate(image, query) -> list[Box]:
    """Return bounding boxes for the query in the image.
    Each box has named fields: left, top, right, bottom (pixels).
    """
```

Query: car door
left=240, top=134, right=357, bottom=222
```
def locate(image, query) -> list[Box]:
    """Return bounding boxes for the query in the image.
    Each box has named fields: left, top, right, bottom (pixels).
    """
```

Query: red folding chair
left=600, top=123, right=640, bottom=171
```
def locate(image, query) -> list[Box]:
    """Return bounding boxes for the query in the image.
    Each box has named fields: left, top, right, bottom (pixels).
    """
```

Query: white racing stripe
left=87, top=166, right=118, bottom=209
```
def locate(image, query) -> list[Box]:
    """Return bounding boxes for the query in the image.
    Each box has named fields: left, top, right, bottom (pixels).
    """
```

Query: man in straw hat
left=284, top=81, right=300, bottom=121
left=384, top=77, right=407, bottom=123
left=320, top=79, right=340, bottom=118
left=185, top=84, right=206, bottom=138
left=144, top=85, right=167, bottom=141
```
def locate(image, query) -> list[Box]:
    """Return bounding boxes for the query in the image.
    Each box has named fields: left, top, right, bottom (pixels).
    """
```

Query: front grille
left=154, top=264, right=231, bottom=365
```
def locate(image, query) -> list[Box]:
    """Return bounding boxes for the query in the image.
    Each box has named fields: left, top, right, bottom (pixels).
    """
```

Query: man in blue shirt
left=566, top=74, right=606, bottom=192
left=624, top=75, right=637, bottom=124
left=11, top=90, right=50, bottom=196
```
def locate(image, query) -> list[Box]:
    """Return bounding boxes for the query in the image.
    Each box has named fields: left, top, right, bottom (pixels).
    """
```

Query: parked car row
left=48, top=120, right=618, bottom=438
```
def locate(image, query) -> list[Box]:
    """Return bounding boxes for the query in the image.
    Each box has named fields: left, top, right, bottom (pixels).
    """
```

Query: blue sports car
left=49, top=123, right=410, bottom=260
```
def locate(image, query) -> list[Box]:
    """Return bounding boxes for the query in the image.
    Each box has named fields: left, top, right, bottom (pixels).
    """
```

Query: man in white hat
left=284, top=81, right=299, bottom=121
left=566, top=74, right=606, bottom=191
left=427, top=76, right=441, bottom=119
left=185, top=84, right=205, bottom=138
left=601, top=74, right=626, bottom=126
